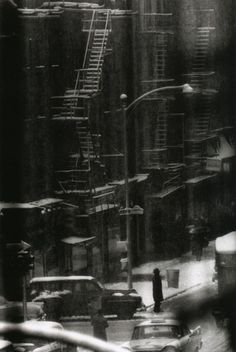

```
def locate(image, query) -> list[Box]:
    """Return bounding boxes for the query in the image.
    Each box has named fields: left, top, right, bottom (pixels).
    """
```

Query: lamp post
left=120, top=83, right=193, bottom=289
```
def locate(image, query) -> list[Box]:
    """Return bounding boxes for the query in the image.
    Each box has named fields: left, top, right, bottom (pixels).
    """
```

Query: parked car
left=11, top=321, right=66, bottom=352
left=0, top=298, right=45, bottom=322
left=12, top=320, right=63, bottom=352
left=122, top=315, right=202, bottom=352
left=29, top=276, right=142, bottom=319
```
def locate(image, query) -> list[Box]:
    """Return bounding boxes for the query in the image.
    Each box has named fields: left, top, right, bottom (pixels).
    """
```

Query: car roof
left=135, top=316, right=181, bottom=327
left=20, top=320, right=63, bottom=330
left=30, top=276, right=95, bottom=283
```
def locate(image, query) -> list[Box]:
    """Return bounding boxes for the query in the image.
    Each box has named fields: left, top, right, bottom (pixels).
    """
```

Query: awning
left=61, top=236, right=95, bottom=245
left=185, top=174, right=217, bottom=185
left=89, top=203, right=118, bottom=214
left=0, top=198, right=63, bottom=210
left=0, top=202, right=35, bottom=210
left=109, top=174, right=149, bottom=186
left=30, top=198, right=63, bottom=207
left=148, top=185, right=184, bottom=199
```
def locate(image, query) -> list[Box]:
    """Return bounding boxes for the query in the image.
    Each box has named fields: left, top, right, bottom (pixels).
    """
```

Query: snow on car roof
left=21, top=320, right=63, bottom=330
left=136, top=318, right=180, bottom=327
left=30, top=276, right=95, bottom=283
left=30, top=276, right=94, bottom=283
left=215, top=231, right=236, bottom=253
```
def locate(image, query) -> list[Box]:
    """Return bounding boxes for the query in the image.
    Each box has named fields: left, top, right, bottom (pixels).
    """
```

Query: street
left=63, top=282, right=232, bottom=351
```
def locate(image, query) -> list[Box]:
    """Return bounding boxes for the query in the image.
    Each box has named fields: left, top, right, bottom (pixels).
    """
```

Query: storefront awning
left=149, top=185, right=184, bottom=199
left=109, top=174, right=149, bottom=186
left=0, top=198, right=63, bottom=210
left=185, top=174, right=217, bottom=185
left=61, top=236, right=95, bottom=245
left=89, top=203, right=118, bottom=214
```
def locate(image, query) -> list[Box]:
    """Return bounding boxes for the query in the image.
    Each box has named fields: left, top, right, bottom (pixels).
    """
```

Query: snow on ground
left=105, top=242, right=215, bottom=306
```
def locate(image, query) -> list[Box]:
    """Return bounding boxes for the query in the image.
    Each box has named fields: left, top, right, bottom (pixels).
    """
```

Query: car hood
left=129, top=338, right=178, bottom=350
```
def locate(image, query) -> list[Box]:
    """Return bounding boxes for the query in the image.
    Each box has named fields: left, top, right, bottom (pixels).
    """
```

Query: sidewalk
left=105, top=241, right=215, bottom=308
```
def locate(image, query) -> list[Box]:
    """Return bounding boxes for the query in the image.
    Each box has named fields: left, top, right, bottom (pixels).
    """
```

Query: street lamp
left=120, top=83, right=193, bottom=289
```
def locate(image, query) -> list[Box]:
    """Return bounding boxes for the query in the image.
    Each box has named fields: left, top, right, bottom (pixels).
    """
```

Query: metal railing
left=140, top=13, right=172, bottom=31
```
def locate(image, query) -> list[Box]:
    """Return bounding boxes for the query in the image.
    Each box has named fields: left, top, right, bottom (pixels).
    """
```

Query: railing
left=76, top=69, right=101, bottom=92
left=83, top=10, right=96, bottom=69
left=163, top=173, right=181, bottom=189
left=193, top=9, right=215, bottom=28
left=140, top=13, right=172, bottom=31
left=97, top=11, right=110, bottom=69
left=75, top=10, right=111, bottom=93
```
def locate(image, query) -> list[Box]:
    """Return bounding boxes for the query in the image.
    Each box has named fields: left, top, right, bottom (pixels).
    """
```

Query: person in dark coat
left=91, top=309, right=109, bottom=340
left=152, top=268, right=164, bottom=313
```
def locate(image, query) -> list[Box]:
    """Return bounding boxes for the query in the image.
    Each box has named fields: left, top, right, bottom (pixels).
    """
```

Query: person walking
left=152, top=268, right=164, bottom=313
left=91, top=309, right=109, bottom=340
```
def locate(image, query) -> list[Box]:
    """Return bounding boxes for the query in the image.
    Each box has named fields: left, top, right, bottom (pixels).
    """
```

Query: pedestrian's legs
left=196, top=247, right=202, bottom=261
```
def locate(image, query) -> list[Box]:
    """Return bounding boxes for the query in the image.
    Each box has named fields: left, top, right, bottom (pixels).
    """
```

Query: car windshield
left=132, top=325, right=182, bottom=340
left=32, top=282, right=62, bottom=292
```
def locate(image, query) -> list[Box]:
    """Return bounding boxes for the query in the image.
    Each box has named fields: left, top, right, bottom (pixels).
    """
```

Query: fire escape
left=139, top=0, right=184, bottom=191
left=184, top=9, right=217, bottom=179
left=51, top=10, right=117, bottom=216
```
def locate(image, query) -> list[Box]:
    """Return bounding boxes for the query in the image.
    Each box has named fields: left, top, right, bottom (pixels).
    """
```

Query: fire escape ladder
left=52, top=9, right=111, bottom=199
left=163, top=163, right=183, bottom=189
left=142, top=98, right=169, bottom=168
left=155, top=34, right=168, bottom=81
left=184, top=9, right=216, bottom=176
left=75, top=9, right=111, bottom=96
left=188, top=8, right=215, bottom=90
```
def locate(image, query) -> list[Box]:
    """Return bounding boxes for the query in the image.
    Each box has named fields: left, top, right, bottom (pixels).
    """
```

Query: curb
left=134, top=283, right=202, bottom=318
left=164, top=283, right=202, bottom=302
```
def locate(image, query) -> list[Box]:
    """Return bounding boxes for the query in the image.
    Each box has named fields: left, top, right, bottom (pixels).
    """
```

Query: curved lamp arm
left=120, top=83, right=193, bottom=113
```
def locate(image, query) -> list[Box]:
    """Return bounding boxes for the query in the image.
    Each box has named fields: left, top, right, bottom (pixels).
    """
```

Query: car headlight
left=112, top=292, right=124, bottom=297
left=162, top=347, right=177, bottom=352
left=128, top=293, right=140, bottom=297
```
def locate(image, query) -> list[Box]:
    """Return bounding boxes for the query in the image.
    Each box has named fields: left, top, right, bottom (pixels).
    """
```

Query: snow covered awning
left=61, top=236, right=95, bottom=245
left=30, top=198, right=63, bottom=207
left=0, top=198, right=63, bottom=210
left=185, top=174, right=217, bottom=185
left=89, top=203, right=118, bottom=214
left=109, top=174, right=149, bottom=186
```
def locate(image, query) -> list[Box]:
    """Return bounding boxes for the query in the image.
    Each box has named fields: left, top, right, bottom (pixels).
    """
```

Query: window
left=86, top=281, right=102, bottom=294
left=74, top=282, right=83, bottom=293
left=132, top=325, right=182, bottom=340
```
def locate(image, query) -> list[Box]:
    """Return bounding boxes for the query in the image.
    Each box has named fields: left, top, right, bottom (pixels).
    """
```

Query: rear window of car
left=132, top=325, right=182, bottom=340
left=31, top=280, right=85, bottom=293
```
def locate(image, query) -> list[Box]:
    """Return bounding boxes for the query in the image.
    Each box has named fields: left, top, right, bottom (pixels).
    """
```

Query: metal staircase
left=163, top=163, right=183, bottom=189
left=140, top=3, right=173, bottom=169
left=142, top=98, right=169, bottom=168
left=184, top=9, right=216, bottom=173
left=51, top=9, right=113, bottom=210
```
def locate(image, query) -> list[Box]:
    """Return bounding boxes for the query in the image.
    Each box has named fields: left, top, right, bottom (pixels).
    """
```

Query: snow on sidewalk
left=105, top=242, right=215, bottom=306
